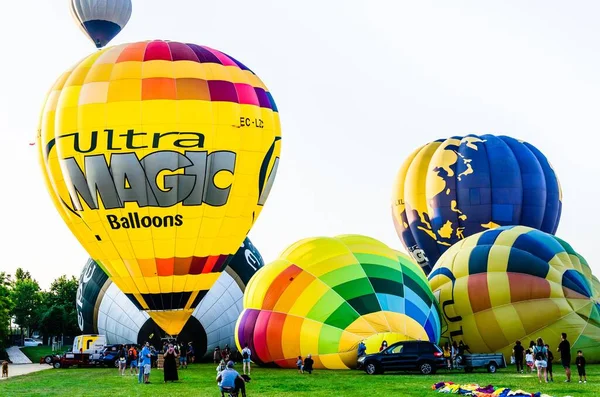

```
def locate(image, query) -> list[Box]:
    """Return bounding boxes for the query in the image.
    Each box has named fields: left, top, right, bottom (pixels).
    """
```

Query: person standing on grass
left=179, top=342, right=188, bottom=369
left=141, top=342, right=152, bottom=384
left=163, top=344, right=179, bottom=383
left=242, top=343, right=252, bottom=375
left=214, top=347, right=222, bottom=364
left=545, top=344, right=554, bottom=382
left=513, top=340, right=525, bottom=373
left=138, top=350, right=145, bottom=384
left=297, top=356, right=304, bottom=374
left=451, top=341, right=458, bottom=369
left=303, top=354, right=314, bottom=374
left=533, top=337, right=548, bottom=383
left=118, top=346, right=127, bottom=376
left=557, top=332, right=572, bottom=382
left=128, top=345, right=138, bottom=376
left=358, top=341, right=366, bottom=358
left=443, top=343, right=452, bottom=370
left=576, top=350, right=587, bottom=384
left=187, top=342, right=195, bottom=364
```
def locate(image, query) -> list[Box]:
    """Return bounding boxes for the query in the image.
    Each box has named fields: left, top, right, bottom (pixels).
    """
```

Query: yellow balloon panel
left=38, top=41, right=281, bottom=335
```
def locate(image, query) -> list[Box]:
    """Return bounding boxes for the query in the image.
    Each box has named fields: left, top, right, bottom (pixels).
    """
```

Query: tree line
left=0, top=268, right=79, bottom=351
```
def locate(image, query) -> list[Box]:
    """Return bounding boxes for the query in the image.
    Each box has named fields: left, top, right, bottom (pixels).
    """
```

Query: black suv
left=358, top=340, right=445, bottom=375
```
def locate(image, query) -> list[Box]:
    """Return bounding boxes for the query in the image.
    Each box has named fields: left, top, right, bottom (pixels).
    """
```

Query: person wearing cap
left=217, top=361, right=246, bottom=397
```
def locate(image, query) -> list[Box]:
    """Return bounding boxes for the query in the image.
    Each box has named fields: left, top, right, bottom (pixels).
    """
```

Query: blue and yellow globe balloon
left=235, top=235, right=441, bottom=369
left=392, top=135, right=561, bottom=274
left=428, top=226, right=600, bottom=361
left=38, top=41, right=281, bottom=335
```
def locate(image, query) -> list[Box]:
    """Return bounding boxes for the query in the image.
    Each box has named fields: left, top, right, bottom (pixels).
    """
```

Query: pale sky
left=1, top=0, right=599, bottom=288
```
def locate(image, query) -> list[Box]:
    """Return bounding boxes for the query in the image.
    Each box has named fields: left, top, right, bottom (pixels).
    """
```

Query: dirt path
left=0, top=364, right=52, bottom=380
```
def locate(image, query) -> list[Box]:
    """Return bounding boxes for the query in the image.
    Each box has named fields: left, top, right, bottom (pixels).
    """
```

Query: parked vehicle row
left=358, top=341, right=506, bottom=375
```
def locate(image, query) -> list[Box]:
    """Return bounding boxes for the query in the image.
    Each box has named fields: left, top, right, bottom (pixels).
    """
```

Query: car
left=23, top=338, right=42, bottom=347
left=99, top=344, right=125, bottom=367
left=358, top=340, right=445, bottom=375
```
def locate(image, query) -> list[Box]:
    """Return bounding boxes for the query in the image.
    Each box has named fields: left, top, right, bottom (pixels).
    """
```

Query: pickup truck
left=459, top=353, right=506, bottom=373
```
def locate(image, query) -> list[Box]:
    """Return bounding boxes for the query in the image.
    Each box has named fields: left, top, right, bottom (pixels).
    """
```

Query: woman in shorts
left=533, top=337, right=548, bottom=383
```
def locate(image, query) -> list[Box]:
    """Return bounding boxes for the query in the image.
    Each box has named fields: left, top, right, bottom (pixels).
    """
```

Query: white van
left=72, top=334, right=107, bottom=354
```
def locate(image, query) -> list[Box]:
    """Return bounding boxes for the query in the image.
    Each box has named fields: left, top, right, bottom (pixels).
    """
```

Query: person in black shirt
left=545, top=344, right=554, bottom=382
left=303, top=354, right=314, bottom=374
left=557, top=332, right=571, bottom=382
left=513, top=340, right=525, bottom=373
left=575, top=350, right=586, bottom=384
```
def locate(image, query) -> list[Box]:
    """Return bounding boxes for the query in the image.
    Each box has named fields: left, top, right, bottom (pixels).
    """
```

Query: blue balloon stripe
left=405, top=299, right=427, bottom=326
left=468, top=245, right=492, bottom=274
left=562, top=270, right=592, bottom=298
left=513, top=229, right=564, bottom=262
left=404, top=289, right=430, bottom=318
left=523, top=142, right=561, bottom=233
left=500, top=136, right=546, bottom=229
left=482, top=135, right=523, bottom=227
left=507, top=248, right=550, bottom=279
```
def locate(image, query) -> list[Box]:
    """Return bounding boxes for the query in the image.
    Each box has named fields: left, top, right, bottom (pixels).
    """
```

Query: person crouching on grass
left=576, top=350, right=587, bottom=384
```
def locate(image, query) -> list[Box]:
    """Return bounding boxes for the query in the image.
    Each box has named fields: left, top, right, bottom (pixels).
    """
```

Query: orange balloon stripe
left=262, top=265, right=303, bottom=311
left=468, top=273, right=492, bottom=313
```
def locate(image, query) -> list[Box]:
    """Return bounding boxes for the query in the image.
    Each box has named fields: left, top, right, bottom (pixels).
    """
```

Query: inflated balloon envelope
left=38, top=40, right=281, bottom=335
left=235, top=235, right=441, bottom=370
left=428, top=226, right=600, bottom=362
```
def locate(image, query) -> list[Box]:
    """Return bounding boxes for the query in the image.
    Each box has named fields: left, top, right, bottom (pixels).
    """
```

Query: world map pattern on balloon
left=38, top=40, right=281, bottom=335
left=428, top=226, right=600, bottom=362
left=235, top=235, right=441, bottom=370
left=392, top=135, right=562, bottom=274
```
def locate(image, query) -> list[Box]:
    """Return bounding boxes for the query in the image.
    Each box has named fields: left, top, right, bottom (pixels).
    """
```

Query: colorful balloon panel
left=428, top=226, right=600, bottom=362
left=76, top=238, right=264, bottom=358
left=70, top=0, right=132, bottom=48
left=39, top=41, right=281, bottom=335
left=235, top=235, right=441, bottom=370
left=392, top=135, right=561, bottom=274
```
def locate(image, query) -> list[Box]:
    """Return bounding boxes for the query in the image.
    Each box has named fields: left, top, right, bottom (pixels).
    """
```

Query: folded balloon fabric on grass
left=431, top=382, right=557, bottom=397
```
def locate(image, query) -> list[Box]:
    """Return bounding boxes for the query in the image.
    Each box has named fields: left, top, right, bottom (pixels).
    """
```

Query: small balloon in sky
left=70, top=0, right=133, bottom=48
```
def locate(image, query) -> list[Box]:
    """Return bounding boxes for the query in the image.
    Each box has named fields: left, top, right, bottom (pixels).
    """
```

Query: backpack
left=242, top=350, right=249, bottom=359
left=534, top=347, right=545, bottom=361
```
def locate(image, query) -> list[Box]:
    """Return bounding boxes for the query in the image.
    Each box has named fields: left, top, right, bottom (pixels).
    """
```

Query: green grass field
left=1, top=354, right=598, bottom=397
left=20, top=346, right=57, bottom=363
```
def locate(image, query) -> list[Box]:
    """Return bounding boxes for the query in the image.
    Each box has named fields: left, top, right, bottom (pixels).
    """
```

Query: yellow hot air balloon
left=38, top=40, right=281, bottom=335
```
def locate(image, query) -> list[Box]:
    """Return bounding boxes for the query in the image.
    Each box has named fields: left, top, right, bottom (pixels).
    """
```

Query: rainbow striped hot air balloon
left=428, top=226, right=600, bottom=362
left=235, top=235, right=441, bottom=370
left=392, top=135, right=561, bottom=274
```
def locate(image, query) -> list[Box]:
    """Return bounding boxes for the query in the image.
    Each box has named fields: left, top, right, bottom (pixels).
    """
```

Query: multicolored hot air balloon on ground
left=392, top=135, right=561, bottom=274
left=76, top=238, right=264, bottom=358
left=235, top=235, right=441, bottom=370
left=428, top=226, right=600, bottom=362
left=39, top=40, right=281, bottom=336
left=70, top=0, right=133, bottom=48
